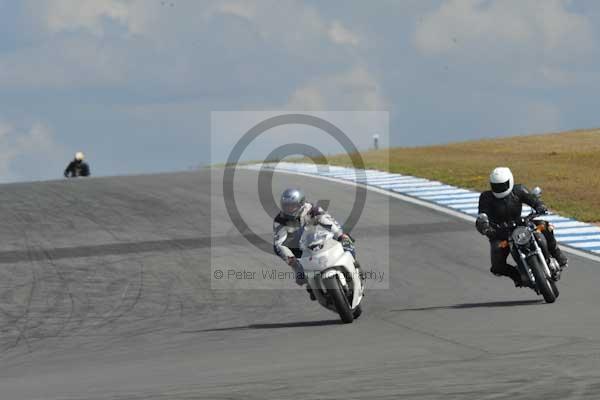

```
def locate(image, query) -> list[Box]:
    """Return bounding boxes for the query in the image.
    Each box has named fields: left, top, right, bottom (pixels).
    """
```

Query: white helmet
left=489, top=167, right=514, bottom=199
left=75, top=152, right=85, bottom=161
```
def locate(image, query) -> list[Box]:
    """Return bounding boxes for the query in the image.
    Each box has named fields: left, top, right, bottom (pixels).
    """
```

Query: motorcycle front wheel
left=324, top=276, right=354, bottom=323
left=549, top=280, right=560, bottom=299
left=529, top=256, right=556, bottom=303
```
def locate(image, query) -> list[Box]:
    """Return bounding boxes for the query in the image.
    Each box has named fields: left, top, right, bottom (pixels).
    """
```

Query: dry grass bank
left=310, top=129, right=600, bottom=222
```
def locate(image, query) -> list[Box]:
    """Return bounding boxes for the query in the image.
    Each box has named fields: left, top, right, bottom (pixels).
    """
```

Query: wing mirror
left=531, top=187, right=542, bottom=198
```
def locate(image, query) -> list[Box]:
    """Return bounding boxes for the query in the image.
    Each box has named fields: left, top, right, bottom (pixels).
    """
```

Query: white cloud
left=415, top=0, right=528, bottom=55
left=413, top=0, right=594, bottom=86
left=208, top=0, right=363, bottom=49
left=0, top=37, right=126, bottom=88
left=32, top=0, right=130, bottom=37
left=328, top=20, right=360, bottom=47
left=287, top=86, right=326, bottom=110
left=0, top=120, right=67, bottom=182
left=213, top=1, right=258, bottom=20
left=32, top=0, right=364, bottom=50
left=8, top=0, right=366, bottom=94
left=286, top=65, right=387, bottom=110
left=414, top=0, right=593, bottom=56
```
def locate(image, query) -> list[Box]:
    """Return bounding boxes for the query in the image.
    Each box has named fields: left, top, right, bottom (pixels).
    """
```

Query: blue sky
left=1, top=0, right=600, bottom=182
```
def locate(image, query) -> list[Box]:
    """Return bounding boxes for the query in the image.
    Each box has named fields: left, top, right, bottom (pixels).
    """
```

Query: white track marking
left=438, top=198, right=480, bottom=205
left=554, top=227, right=600, bottom=235
left=448, top=203, right=479, bottom=209
left=406, top=189, right=470, bottom=196
left=554, top=234, right=600, bottom=241
left=551, top=221, right=589, bottom=229
left=395, top=185, right=455, bottom=192
left=421, top=193, right=481, bottom=200
left=382, top=181, right=443, bottom=189
left=568, top=241, right=600, bottom=249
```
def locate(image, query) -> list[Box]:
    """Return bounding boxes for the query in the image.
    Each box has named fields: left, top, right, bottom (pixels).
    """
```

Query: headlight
left=512, top=226, right=532, bottom=246
left=308, top=242, right=323, bottom=251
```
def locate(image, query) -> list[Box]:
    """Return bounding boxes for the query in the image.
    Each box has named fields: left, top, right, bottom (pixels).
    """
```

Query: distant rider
left=273, top=188, right=360, bottom=293
left=64, top=152, right=91, bottom=178
left=476, top=167, right=568, bottom=287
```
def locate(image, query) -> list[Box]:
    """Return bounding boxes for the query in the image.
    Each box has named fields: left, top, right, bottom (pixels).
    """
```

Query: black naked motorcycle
left=479, top=190, right=561, bottom=303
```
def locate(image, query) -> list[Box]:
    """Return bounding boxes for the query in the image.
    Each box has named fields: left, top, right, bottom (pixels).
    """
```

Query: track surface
left=0, top=169, right=599, bottom=399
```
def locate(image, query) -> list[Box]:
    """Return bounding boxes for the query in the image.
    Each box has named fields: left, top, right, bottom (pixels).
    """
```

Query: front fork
left=512, top=245, right=535, bottom=287
left=531, top=239, right=553, bottom=279
left=512, top=240, right=554, bottom=288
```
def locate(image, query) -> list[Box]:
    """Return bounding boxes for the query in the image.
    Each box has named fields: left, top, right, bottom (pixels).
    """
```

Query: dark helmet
left=280, top=188, right=306, bottom=217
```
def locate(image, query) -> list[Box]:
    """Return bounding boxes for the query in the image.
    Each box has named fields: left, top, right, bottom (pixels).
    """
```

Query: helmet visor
left=491, top=180, right=510, bottom=194
left=282, top=202, right=301, bottom=216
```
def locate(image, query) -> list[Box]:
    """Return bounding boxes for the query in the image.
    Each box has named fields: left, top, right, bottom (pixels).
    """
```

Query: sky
left=1, top=0, right=600, bottom=182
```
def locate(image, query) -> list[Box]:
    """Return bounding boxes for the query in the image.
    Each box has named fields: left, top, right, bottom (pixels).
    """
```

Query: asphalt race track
left=1, top=168, right=599, bottom=399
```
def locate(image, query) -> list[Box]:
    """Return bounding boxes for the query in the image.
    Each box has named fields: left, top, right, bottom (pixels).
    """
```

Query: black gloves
left=482, top=226, right=496, bottom=239
left=535, top=204, right=548, bottom=215
left=476, top=215, right=496, bottom=239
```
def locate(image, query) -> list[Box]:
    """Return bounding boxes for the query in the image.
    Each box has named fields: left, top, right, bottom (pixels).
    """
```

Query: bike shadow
left=391, top=299, right=543, bottom=312
left=188, top=319, right=342, bottom=333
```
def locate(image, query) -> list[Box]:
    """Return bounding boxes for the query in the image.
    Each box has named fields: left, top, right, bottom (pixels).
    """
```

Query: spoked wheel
left=549, top=280, right=560, bottom=299
left=529, top=257, right=556, bottom=303
left=324, top=275, right=354, bottom=323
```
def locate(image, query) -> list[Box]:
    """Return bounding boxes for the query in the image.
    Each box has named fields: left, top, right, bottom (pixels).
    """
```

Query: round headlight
left=512, top=226, right=532, bottom=246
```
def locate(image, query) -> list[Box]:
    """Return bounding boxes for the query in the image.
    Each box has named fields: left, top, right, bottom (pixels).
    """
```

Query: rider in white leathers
left=273, top=188, right=357, bottom=289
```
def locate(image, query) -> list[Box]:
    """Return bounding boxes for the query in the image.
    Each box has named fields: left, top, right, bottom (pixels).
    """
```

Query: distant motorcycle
left=479, top=189, right=561, bottom=303
left=298, top=225, right=364, bottom=323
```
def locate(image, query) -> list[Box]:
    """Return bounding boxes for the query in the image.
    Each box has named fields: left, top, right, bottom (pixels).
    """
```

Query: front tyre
left=324, top=276, right=354, bottom=323
left=550, top=280, right=560, bottom=299
left=529, top=256, right=556, bottom=303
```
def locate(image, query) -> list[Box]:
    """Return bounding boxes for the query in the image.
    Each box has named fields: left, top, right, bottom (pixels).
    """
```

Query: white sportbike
left=298, top=225, right=364, bottom=323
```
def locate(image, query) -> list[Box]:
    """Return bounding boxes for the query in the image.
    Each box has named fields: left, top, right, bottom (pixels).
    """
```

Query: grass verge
left=306, top=129, right=600, bottom=222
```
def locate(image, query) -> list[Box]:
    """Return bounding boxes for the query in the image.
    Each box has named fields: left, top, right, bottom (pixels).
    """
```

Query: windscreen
left=300, top=225, right=333, bottom=251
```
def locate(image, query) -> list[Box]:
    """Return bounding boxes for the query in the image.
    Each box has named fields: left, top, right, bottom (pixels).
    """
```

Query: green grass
left=304, top=129, right=600, bottom=222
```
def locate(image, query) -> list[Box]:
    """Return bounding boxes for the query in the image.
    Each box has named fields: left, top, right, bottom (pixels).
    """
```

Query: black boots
left=491, top=265, right=524, bottom=287
left=553, top=248, right=568, bottom=269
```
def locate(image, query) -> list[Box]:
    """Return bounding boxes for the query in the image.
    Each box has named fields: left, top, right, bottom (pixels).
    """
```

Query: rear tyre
left=352, top=305, right=362, bottom=320
left=324, top=276, right=354, bottom=323
left=529, top=257, right=556, bottom=303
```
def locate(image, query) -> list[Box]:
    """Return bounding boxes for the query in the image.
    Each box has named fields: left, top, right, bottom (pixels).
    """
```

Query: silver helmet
left=280, top=188, right=306, bottom=218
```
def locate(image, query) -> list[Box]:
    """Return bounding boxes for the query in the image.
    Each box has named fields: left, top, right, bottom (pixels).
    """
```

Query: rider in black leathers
left=64, top=152, right=91, bottom=178
left=476, top=167, right=568, bottom=287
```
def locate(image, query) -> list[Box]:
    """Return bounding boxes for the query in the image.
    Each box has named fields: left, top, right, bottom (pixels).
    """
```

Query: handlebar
left=488, top=212, right=543, bottom=231
left=523, top=212, right=542, bottom=223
